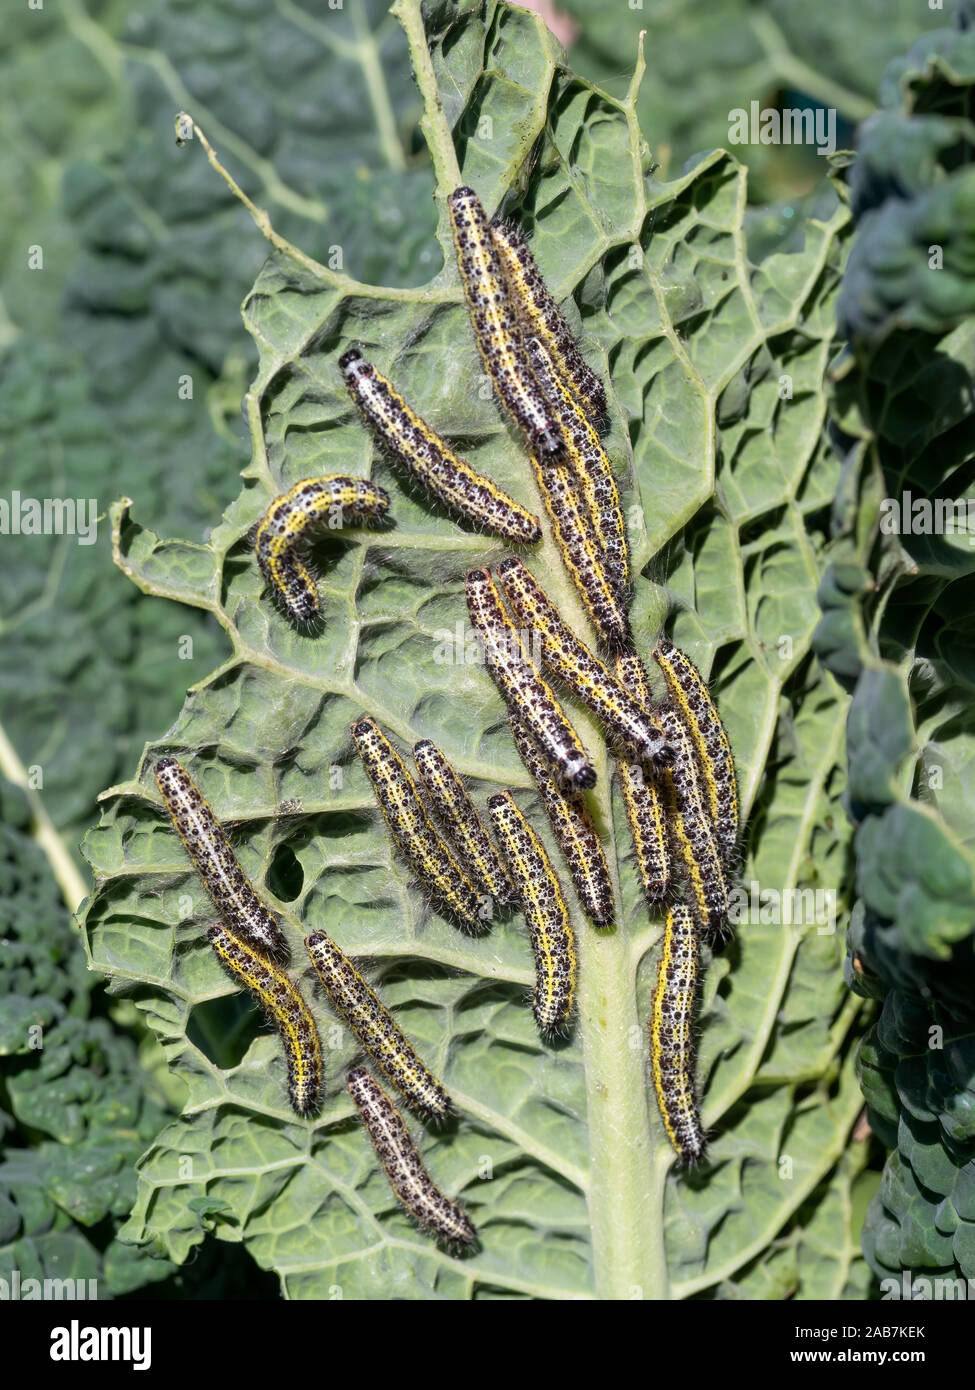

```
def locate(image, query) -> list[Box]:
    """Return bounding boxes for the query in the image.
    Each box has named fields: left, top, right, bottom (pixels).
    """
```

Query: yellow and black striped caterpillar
left=447, top=186, right=563, bottom=455
left=508, top=712, right=614, bottom=927
left=490, top=220, right=607, bottom=425
left=496, top=557, right=668, bottom=764
left=653, top=638, right=739, bottom=864
left=523, top=335, right=628, bottom=598
left=155, top=756, right=288, bottom=961
left=529, top=454, right=630, bottom=648
left=465, top=566, right=596, bottom=791
left=339, top=349, right=542, bottom=544
left=412, top=739, right=515, bottom=906
left=487, top=790, right=577, bottom=1034
left=649, top=904, right=705, bottom=1165
left=351, top=716, right=488, bottom=933
left=207, top=923, right=322, bottom=1117
left=255, top=475, right=390, bottom=625
left=347, top=1067, right=478, bottom=1250
left=612, top=652, right=671, bottom=905
left=658, top=705, right=728, bottom=935
left=305, top=930, right=450, bottom=1119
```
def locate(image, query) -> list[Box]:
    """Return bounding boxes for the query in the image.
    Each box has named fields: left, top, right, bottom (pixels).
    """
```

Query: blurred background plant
left=1, top=0, right=433, bottom=1296
left=813, top=5, right=975, bottom=1293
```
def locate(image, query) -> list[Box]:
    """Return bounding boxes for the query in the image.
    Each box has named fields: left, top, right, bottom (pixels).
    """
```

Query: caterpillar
left=649, top=903, right=705, bottom=1165
left=347, top=1067, right=478, bottom=1249
left=486, top=790, right=577, bottom=1034
left=508, top=712, right=614, bottom=927
left=496, top=557, right=669, bottom=765
left=652, top=637, right=739, bottom=863
left=524, top=335, right=629, bottom=596
left=338, top=349, right=542, bottom=544
left=446, top=187, right=562, bottom=456
left=489, top=220, right=607, bottom=424
left=154, top=757, right=288, bottom=961
left=351, top=717, right=488, bottom=933
left=661, top=777, right=718, bottom=937
left=255, top=475, right=391, bottom=625
left=206, top=923, right=322, bottom=1117
left=412, top=739, right=515, bottom=906
left=305, top=930, right=450, bottom=1119
left=465, top=567, right=596, bottom=791
left=658, top=705, right=728, bottom=934
left=612, top=653, right=671, bottom=904
left=530, top=454, right=630, bottom=647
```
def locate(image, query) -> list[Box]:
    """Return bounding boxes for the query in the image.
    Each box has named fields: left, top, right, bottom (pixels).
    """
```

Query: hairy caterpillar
left=612, top=653, right=671, bottom=904
left=347, top=1067, right=478, bottom=1249
left=489, top=220, right=607, bottom=424
left=658, top=705, right=728, bottom=934
left=530, top=455, right=630, bottom=647
left=524, top=335, right=628, bottom=596
left=206, top=923, right=322, bottom=1117
left=412, top=739, right=515, bottom=905
left=487, top=790, right=577, bottom=1034
left=155, top=756, right=288, bottom=961
left=339, top=349, right=542, bottom=543
left=652, top=638, right=739, bottom=863
left=508, top=712, right=614, bottom=927
left=447, top=187, right=562, bottom=455
left=465, top=567, right=596, bottom=791
left=496, top=558, right=668, bottom=764
left=255, top=475, right=390, bottom=625
left=305, top=930, right=450, bottom=1119
left=649, top=904, right=705, bottom=1164
left=351, top=717, right=487, bottom=933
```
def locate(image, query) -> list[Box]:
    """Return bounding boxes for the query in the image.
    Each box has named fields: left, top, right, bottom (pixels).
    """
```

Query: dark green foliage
left=815, top=1, right=975, bottom=1294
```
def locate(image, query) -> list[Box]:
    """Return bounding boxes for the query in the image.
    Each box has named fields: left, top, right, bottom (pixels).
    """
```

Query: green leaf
left=81, top=0, right=867, bottom=1298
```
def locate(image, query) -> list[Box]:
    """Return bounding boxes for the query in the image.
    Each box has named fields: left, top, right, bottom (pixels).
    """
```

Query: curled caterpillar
left=465, top=566, right=596, bottom=791
left=487, top=790, right=577, bottom=1034
left=508, top=712, right=614, bottom=927
left=447, top=186, right=562, bottom=455
left=652, top=638, right=739, bottom=863
left=347, top=1067, right=478, bottom=1249
left=496, top=557, right=668, bottom=765
left=155, top=756, right=288, bottom=961
left=649, top=903, right=705, bottom=1165
left=351, top=716, right=488, bottom=933
left=305, top=930, right=450, bottom=1119
left=339, top=349, right=542, bottom=543
left=524, top=335, right=628, bottom=597
left=207, top=923, right=322, bottom=1117
left=255, top=475, right=390, bottom=625
left=412, top=739, right=515, bottom=906
left=530, top=454, right=630, bottom=647
left=490, top=220, right=607, bottom=424
left=612, top=652, right=671, bottom=904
